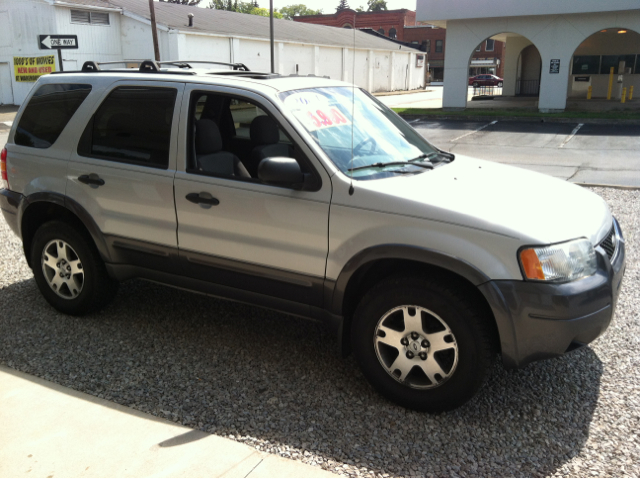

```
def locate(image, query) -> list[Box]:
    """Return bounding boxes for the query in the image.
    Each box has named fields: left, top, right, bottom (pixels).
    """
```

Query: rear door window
left=15, top=84, right=92, bottom=149
left=78, top=86, right=177, bottom=169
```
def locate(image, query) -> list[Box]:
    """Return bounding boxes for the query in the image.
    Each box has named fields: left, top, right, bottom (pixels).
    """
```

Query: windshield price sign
left=38, top=35, right=79, bottom=50
left=284, top=92, right=352, bottom=132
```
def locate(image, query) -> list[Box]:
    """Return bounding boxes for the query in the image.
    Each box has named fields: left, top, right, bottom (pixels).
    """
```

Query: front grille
left=599, top=225, right=617, bottom=261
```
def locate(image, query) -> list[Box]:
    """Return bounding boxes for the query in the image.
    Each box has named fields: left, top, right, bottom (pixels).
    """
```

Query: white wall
left=120, top=15, right=170, bottom=60
left=502, top=36, right=532, bottom=96
left=417, top=0, right=640, bottom=22
left=439, top=9, right=640, bottom=111
left=0, top=0, right=57, bottom=105
left=54, top=7, right=123, bottom=65
left=0, top=0, right=127, bottom=105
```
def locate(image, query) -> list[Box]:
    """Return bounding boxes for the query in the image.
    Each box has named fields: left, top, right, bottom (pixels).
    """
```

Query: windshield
left=279, top=87, right=444, bottom=180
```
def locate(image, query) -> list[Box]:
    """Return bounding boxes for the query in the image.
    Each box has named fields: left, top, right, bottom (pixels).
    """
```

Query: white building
left=0, top=0, right=425, bottom=106
left=416, top=0, right=640, bottom=111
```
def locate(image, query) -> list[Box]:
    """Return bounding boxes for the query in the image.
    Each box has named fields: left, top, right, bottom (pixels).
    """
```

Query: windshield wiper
left=348, top=160, right=434, bottom=172
left=408, top=153, right=436, bottom=165
left=436, top=150, right=454, bottom=162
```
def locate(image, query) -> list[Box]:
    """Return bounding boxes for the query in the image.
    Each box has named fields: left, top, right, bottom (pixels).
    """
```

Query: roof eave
left=45, top=0, right=123, bottom=13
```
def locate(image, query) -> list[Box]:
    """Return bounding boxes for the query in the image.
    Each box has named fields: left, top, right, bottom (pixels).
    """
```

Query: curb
left=399, top=114, right=640, bottom=125
left=575, top=183, right=640, bottom=190
left=374, top=89, right=433, bottom=97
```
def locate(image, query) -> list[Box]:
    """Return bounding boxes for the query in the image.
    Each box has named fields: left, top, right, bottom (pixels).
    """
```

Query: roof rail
left=52, top=59, right=254, bottom=77
left=158, top=60, right=250, bottom=71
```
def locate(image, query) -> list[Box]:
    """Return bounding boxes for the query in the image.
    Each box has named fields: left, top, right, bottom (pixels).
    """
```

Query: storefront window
left=572, top=56, right=600, bottom=74
left=600, top=55, right=636, bottom=74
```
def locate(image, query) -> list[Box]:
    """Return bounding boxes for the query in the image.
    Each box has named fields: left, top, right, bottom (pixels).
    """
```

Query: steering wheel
left=354, top=137, right=378, bottom=156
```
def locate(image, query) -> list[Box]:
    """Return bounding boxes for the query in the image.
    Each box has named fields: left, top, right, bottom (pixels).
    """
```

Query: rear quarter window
left=15, top=84, right=92, bottom=149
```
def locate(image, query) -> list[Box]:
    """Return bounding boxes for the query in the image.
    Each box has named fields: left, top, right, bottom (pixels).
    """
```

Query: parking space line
left=559, top=123, right=584, bottom=149
left=408, top=119, right=421, bottom=124
left=450, top=120, right=498, bottom=142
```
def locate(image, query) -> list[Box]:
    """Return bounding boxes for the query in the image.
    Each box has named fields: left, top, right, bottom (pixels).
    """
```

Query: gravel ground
left=1, top=186, right=639, bottom=478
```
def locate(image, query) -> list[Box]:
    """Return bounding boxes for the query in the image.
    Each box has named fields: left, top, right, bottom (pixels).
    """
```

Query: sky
left=198, top=0, right=418, bottom=12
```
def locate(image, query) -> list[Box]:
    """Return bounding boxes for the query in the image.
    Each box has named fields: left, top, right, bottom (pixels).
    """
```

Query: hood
left=343, top=155, right=612, bottom=245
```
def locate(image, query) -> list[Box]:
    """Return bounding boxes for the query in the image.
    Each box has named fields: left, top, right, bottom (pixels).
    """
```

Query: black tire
left=472, top=81, right=479, bottom=87
left=497, top=81, right=503, bottom=87
left=352, top=275, right=494, bottom=412
left=31, top=220, right=118, bottom=315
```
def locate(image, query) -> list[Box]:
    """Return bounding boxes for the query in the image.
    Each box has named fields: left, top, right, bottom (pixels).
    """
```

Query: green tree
left=336, top=0, right=350, bottom=12
left=366, top=0, right=387, bottom=11
left=249, top=7, right=284, bottom=18
left=279, top=4, right=323, bottom=20
left=159, top=0, right=202, bottom=5
left=208, top=0, right=283, bottom=18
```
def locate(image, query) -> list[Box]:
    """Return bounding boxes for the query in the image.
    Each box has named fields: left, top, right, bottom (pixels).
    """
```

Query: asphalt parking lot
left=408, top=119, right=640, bottom=186
left=1, top=186, right=640, bottom=478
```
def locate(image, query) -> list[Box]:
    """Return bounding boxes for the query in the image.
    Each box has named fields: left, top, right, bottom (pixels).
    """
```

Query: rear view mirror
left=258, top=157, right=306, bottom=189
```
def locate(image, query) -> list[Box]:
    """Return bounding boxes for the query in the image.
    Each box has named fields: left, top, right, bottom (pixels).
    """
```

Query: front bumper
left=480, top=220, right=626, bottom=369
left=0, top=188, right=22, bottom=237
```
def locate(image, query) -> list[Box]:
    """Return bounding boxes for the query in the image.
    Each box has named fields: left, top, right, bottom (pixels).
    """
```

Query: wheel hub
left=57, top=259, right=71, bottom=279
left=405, top=334, right=429, bottom=359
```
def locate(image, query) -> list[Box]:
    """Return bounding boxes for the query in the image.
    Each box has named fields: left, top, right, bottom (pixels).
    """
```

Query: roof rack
left=158, top=60, right=251, bottom=71
left=52, top=59, right=250, bottom=75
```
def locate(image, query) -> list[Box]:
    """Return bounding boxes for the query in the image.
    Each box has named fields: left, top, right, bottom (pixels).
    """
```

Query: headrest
left=196, top=119, right=222, bottom=155
left=250, top=115, right=280, bottom=145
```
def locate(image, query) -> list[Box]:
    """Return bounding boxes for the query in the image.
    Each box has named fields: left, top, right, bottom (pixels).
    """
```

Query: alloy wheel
left=41, top=239, right=85, bottom=299
left=373, top=305, right=458, bottom=389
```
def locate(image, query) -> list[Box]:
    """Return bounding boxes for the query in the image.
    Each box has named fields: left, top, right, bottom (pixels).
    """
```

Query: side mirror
left=258, top=157, right=307, bottom=189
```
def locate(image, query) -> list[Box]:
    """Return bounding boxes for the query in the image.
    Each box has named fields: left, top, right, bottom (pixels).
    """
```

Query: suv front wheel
left=352, top=275, right=494, bottom=412
left=31, top=220, right=118, bottom=315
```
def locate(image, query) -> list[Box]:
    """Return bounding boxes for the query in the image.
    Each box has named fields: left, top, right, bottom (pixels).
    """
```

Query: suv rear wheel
left=31, top=220, right=118, bottom=315
left=352, top=275, right=494, bottom=412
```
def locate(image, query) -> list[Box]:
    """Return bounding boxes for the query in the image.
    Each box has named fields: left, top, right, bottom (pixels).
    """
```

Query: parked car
left=0, top=60, right=625, bottom=413
left=469, top=74, right=504, bottom=87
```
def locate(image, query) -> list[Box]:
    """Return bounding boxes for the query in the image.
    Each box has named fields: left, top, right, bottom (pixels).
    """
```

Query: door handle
left=78, top=174, right=105, bottom=187
left=186, top=192, right=220, bottom=206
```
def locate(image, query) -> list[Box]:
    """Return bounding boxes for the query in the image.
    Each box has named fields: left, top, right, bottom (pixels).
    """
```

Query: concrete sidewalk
left=0, top=366, right=338, bottom=478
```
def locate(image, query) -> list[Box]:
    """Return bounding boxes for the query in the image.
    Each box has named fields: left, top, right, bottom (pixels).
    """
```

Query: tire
left=497, top=82, right=503, bottom=87
left=352, top=275, right=494, bottom=412
left=31, top=220, right=118, bottom=315
left=472, top=82, right=479, bottom=87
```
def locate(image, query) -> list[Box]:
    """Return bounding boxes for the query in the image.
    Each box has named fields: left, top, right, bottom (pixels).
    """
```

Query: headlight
left=519, top=238, right=597, bottom=282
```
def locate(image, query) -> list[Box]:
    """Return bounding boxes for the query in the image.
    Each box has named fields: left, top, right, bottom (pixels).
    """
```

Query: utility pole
left=148, top=0, right=161, bottom=61
left=270, top=0, right=275, bottom=73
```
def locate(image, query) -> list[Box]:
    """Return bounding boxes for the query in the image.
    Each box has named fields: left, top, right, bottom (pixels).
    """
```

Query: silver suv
left=0, top=60, right=625, bottom=412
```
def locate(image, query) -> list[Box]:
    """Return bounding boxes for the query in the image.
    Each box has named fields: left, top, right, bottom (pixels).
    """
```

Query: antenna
left=349, top=24, right=356, bottom=196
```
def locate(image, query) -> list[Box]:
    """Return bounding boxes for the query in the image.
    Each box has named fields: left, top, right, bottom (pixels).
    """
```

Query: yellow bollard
left=587, top=85, right=592, bottom=100
left=630, top=85, right=634, bottom=100
left=621, top=87, right=627, bottom=104
left=607, top=67, right=614, bottom=100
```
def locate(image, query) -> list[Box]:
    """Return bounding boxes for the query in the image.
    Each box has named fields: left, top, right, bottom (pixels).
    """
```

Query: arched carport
left=568, top=28, right=640, bottom=100
left=441, top=9, right=640, bottom=111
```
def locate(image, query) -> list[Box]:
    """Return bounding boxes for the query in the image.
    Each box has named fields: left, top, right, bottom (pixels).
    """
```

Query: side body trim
left=19, top=192, right=112, bottom=264
left=0, top=189, right=22, bottom=236
left=329, top=244, right=491, bottom=315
